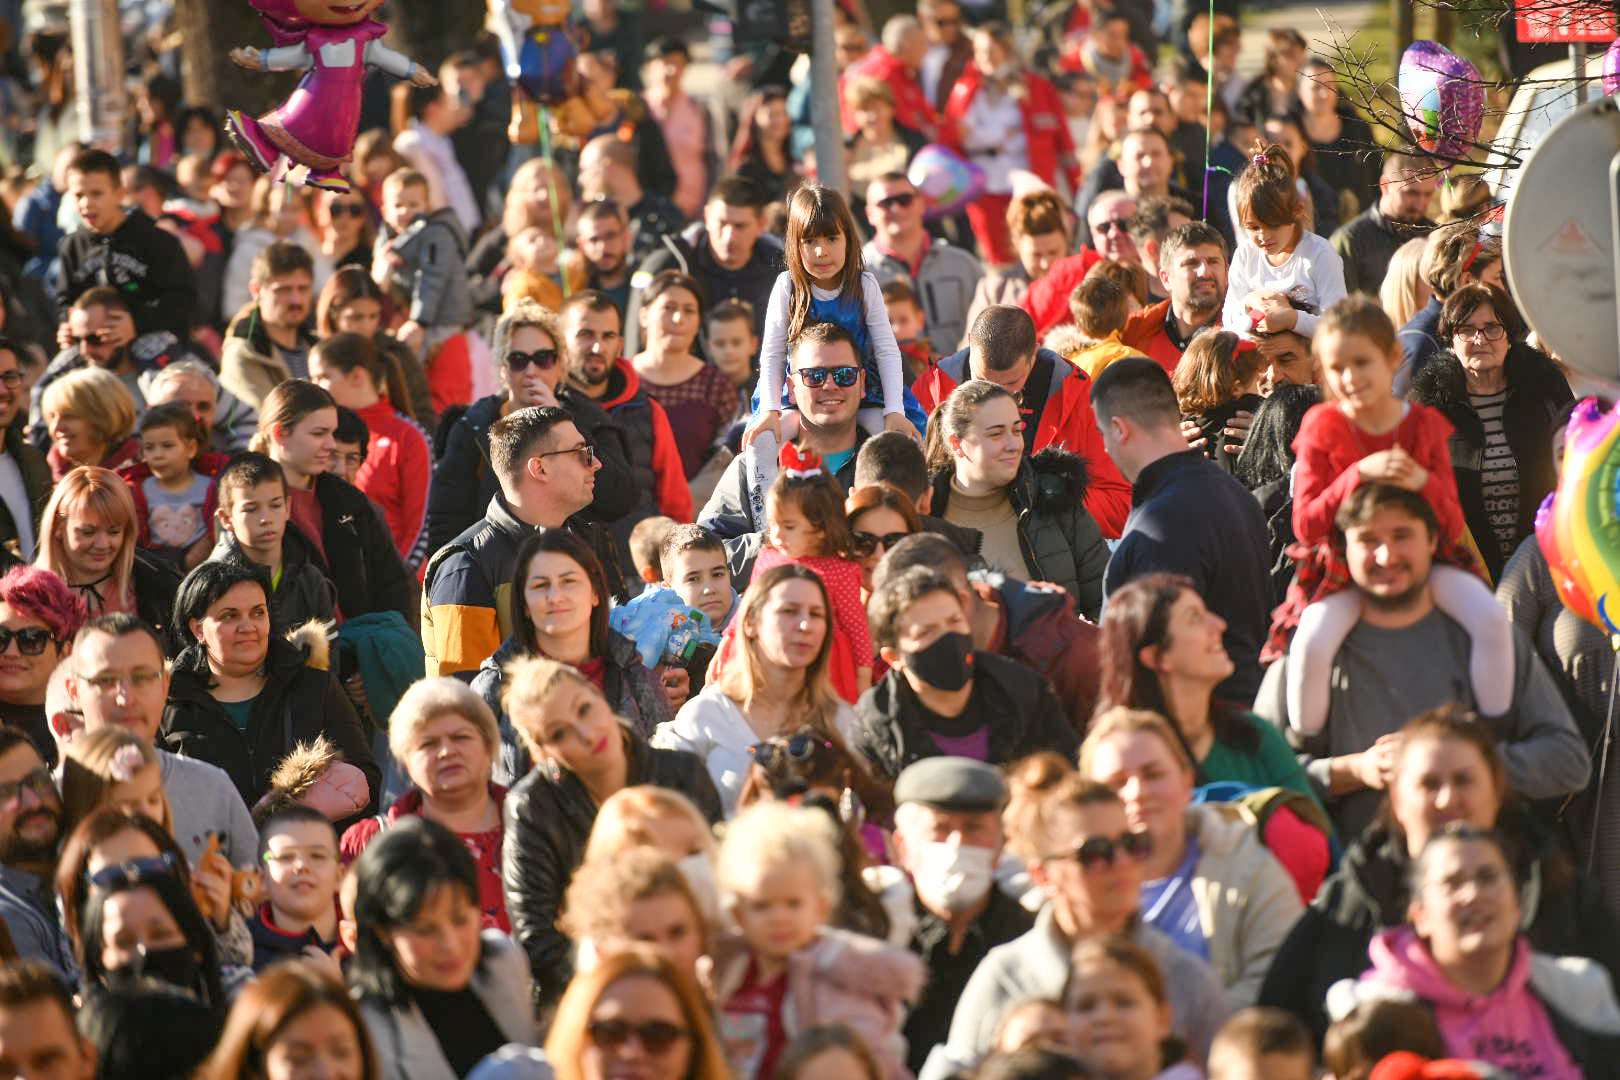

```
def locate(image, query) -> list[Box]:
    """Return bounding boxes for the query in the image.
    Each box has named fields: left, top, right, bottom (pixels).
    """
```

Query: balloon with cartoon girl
left=225, top=0, right=439, bottom=194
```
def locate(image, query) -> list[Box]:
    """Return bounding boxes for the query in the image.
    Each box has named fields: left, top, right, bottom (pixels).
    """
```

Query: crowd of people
left=0, top=1, right=1601, bottom=1079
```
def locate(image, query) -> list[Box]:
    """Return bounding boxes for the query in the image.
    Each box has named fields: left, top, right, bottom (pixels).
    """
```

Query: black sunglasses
left=875, top=193, right=917, bottom=211
left=1047, top=830, right=1154, bottom=870
left=851, top=530, right=909, bottom=557
left=0, top=766, right=52, bottom=809
left=328, top=201, right=367, bottom=218
left=750, top=732, right=832, bottom=770
left=1095, top=218, right=1131, bottom=235
left=535, top=441, right=596, bottom=467
left=0, top=627, right=55, bottom=656
left=507, top=348, right=560, bottom=372
left=88, top=853, right=180, bottom=891
left=793, top=365, right=861, bottom=388
left=587, top=1019, right=689, bottom=1054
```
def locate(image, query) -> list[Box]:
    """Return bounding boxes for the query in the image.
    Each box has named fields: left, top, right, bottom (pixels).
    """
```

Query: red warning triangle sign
left=1542, top=218, right=1604, bottom=258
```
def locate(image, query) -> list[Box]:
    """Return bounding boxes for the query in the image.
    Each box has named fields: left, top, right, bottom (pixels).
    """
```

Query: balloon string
left=538, top=104, right=570, bottom=299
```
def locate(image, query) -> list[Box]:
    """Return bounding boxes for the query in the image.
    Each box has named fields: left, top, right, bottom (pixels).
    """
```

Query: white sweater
left=1221, top=228, right=1348, bottom=338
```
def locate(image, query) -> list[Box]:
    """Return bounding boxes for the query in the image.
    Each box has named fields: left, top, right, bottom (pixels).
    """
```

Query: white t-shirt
left=1221, top=229, right=1348, bottom=338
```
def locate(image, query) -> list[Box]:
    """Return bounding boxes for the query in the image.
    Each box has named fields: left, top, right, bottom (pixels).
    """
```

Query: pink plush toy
left=225, top=0, right=438, bottom=193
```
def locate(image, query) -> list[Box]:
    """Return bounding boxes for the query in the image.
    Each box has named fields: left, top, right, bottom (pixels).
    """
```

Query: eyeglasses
left=88, top=853, right=179, bottom=891
left=749, top=732, right=832, bottom=770
left=1044, top=830, right=1154, bottom=870
left=1455, top=321, right=1506, bottom=343
left=0, top=767, right=52, bottom=809
left=0, top=371, right=22, bottom=388
left=535, top=442, right=596, bottom=467
left=1093, top=218, right=1131, bottom=235
left=875, top=193, right=917, bottom=211
left=75, top=670, right=164, bottom=694
left=792, top=365, right=861, bottom=388
left=587, top=1019, right=690, bottom=1055
left=328, top=201, right=367, bottom=219
left=851, top=530, right=910, bottom=557
left=506, top=348, right=560, bottom=372
left=0, top=626, right=55, bottom=656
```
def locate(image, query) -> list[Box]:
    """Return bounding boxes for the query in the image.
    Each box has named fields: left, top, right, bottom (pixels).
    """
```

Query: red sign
left=1514, top=0, right=1617, bottom=42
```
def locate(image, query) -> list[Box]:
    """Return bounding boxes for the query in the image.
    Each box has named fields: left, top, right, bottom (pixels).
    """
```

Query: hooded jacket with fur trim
left=159, top=622, right=379, bottom=814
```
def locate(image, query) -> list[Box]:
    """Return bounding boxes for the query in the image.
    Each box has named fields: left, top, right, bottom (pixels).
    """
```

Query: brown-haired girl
left=1221, top=142, right=1346, bottom=340
left=742, top=182, right=918, bottom=454
left=1173, top=329, right=1264, bottom=472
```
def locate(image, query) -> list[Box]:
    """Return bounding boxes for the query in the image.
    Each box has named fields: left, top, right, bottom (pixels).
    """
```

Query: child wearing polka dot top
left=749, top=444, right=873, bottom=702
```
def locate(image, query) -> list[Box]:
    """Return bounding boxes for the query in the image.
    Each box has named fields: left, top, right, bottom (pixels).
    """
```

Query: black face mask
left=107, top=944, right=200, bottom=998
left=902, top=631, right=975, bottom=692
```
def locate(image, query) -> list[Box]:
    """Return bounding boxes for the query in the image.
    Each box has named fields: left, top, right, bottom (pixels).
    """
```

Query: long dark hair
left=1094, top=573, right=1258, bottom=754
left=172, top=560, right=272, bottom=676
left=79, top=866, right=225, bottom=1011
left=350, top=817, right=485, bottom=1006
left=56, top=808, right=192, bottom=957
left=507, top=528, right=614, bottom=659
left=1234, top=383, right=1321, bottom=489
left=203, top=961, right=381, bottom=1080
left=783, top=183, right=865, bottom=342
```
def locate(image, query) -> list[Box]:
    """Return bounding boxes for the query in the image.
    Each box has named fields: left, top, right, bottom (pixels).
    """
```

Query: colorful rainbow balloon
left=1397, top=40, right=1485, bottom=161
left=1537, top=398, right=1620, bottom=632
left=1606, top=35, right=1620, bottom=97
left=907, top=144, right=987, bottom=220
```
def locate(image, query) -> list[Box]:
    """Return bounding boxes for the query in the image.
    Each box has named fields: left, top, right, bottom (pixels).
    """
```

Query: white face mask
left=678, top=851, right=720, bottom=921
left=909, top=839, right=996, bottom=914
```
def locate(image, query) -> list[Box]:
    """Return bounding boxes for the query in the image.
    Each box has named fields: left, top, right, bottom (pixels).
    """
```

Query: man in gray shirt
left=1255, top=483, right=1590, bottom=839
left=0, top=728, right=74, bottom=980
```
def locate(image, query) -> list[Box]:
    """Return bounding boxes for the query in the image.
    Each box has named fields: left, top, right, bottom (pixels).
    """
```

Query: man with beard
left=219, top=243, right=319, bottom=411
left=1254, top=483, right=1589, bottom=839
left=1121, top=221, right=1227, bottom=376
left=0, top=728, right=75, bottom=979
left=560, top=291, right=691, bottom=569
left=571, top=200, right=635, bottom=317
left=1331, top=152, right=1437, bottom=295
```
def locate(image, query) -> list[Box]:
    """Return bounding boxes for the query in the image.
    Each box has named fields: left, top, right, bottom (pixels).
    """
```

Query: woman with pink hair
left=0, top=564, right=86, bottom=765
left=224, top=0, right=439, bottom=193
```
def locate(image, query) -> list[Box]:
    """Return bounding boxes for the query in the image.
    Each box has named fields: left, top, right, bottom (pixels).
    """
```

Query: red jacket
left=118, top=451, right=230, bottom=552
left=912, top=348, right=1131, bottom=537
left=942, top=67, right=1080, bottom=194
left=352, top=399, right=432, bottom=567
left=840, top=47, right=938, bottom=139
left=1057, top=35, right=1154, bottom=94
left=1020, top=250, right=1103, bottom=338
left=1121, top=298, right=1195, bottom=377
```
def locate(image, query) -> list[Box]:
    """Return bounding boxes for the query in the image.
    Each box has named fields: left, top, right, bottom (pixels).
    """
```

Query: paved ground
left=1234, top=0, right=1383, bottom=76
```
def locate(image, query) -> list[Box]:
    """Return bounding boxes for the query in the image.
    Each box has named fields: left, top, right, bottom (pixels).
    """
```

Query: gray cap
left=894, top=757, right=1007, bottom=814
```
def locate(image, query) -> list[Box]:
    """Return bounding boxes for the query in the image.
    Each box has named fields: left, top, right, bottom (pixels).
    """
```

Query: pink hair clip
left=1251, top=151, right=1270, bottom=166
left=109, top=743, right=144, bottom=783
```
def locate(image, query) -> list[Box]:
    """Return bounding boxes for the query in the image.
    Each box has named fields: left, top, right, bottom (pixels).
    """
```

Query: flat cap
left=894, top=756, right=1007, bottom=813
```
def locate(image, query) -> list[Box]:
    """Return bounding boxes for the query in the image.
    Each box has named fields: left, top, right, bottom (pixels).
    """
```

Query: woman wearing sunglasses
left=845, top=484, right=922, bottom=600
left=1077, top=708, right=1303, bottom=1008
left=316, top=268, right=435, bottom=436
left=313, top=189, right=376, bottom=273
left=0, top=565, right=84, bottom=768
left=352, top=817, right=536, bottom=1080
left=631, top=271, right=738, bottom=484
left=548, top=945, right=731, bottom=1080
left=923, top=752, right=1232, bottom=1080
left=925, top=380, right=1108, bottom=620
left=474, top=528, right=670, bottom=783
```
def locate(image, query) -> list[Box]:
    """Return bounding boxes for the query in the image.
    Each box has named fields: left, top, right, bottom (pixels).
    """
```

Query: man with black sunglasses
left=0, top=728, right=75, bottom=981
left=863, top=172, right=982, bottom=355
left=426, top=300, right=636, bottom=557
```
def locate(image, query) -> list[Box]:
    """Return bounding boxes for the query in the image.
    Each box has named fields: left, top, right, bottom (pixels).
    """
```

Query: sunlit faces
left=703, top=200, right=766, bottom=271
left=98, top=885, right=187, bottom=971
left=148, top=373, right=218, bottom=435
left=747, top=578, right=828, bottom=671
left=1315, top=326, right=1399, bottom=416
left=0, top=601, right=63, bottom=703
left=139, top=423, right=198, bottom=482
left=848, top=504, right=912, bottom=593
left=564, top=304, right=626, bottom=388
left=505, top=324, right=564, bottom=408
left=641, top=286, right=701, bottom=354
left=1015, top=230, right=1068, bottom=282
left=1408, top=835, right=1519, bottom=966
left=1162, top=243, right=1227, bottom=318
left=58, top=505, right=127, bottom=580
left=262, top=1001, right=365, bottom=1080
left=523, top=549, right=599, bottom=642
left=1240, top=213, right=1297, bottom=261
left=576, top=214, right=629, bottom=276
left=789, top=341, right=864, bottom=429
left=1140, top=588, right=1233, bottom=685
left=256, top=270, right=314, bottom=331
left=333, top=297, right=383, bottom=338
left=403, top=712, right=494, bottom=802
left=218, top=479, right=289, bottom=564
left=378, top=882, right=483, bottom=992
left=0, top=741, right=60, bottom=860
left=948, top=394, right=1025, bottom=492
left=66, top=168, right=125, bottom=234
left=66, top=305, right=123, bottom=368
left=187, top=580, right=270, bottom=677
left=46, top=408, right=103, bottom=469
left=1080, top=730, right=1195, bottom=847
left=885, top=297, right=926, bottom=344
left=380, top=177, right=429, bottom=235
left=0, top=995, right=97, bottom=1080
left=662, top=546, right=732, bottom=626
left=1389, top=735, right=1502, bottom=857
left=67, top=629, right=168, bottom=742
left=580, top=974, right=694, bottom=1080
left=518, top=679, right=623, bottom=779
left=764, top=495, right=824, bottom=560
left=1027, top=801, right=1144, bottom=930
left=262, top=819, right=341, bottom=923
left=1065, top=957, right=1172, bottom=1080
left=273, top=406, right=339, bottom=484
left=104, top=759, right=169, bottom=830
left=308, top=350, right=379, bottom=412
left=727, top=862, right=830, bottom=963
left=799, top=229, right=848, bottom=286
left=1342, top=504, right=1438, bottom=608
left=704, top=315, right=757, bottom=388
left=622, top=890, right=706, bottom=977
left=890, top=587, right=971, bottom=659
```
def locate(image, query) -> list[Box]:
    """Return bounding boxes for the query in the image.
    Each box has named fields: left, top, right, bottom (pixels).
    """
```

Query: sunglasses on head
left=506, top=348, right=560, bottom=372
left=89, top=852, right=180, bottom=892
left=750, top=732, right=833, bottom=770
left=793, top=365, right=861, bottom=388
left=0, top=627, right=55, bottom=656
left=586, top=1019, right=690, bottom=1054
left=851, top=530, right=909, bottom=557
left=1048, top=830, right=1154, bottom=870
left=875, top=193, right=917, bottom=211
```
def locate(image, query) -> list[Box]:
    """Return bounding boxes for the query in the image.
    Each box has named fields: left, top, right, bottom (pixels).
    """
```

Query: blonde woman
left=1378, top=237, right=1431, bottom=331
left=36, top=466, right=177, bottom=631
left=41, top=367, right=139, bottom=479
left=468, top=157, right=577, bottom=320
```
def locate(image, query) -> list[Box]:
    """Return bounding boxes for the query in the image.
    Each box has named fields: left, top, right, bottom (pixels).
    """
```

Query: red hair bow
left=779, top=442, right=824, bottom=480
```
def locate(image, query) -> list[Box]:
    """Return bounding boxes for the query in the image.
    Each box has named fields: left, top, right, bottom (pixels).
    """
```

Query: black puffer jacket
left=423, top=389, right=636, bottom=557
left=502, top=732, right=721, bottom=1006
left=1257, top=812, right=1620, bottom=1042
left=310, top=472, right=415, bottom=624
left=1407, top=344, right=1572, bottom=580
left=159, top=630, right=380, bottom=812
left=851, top=650, right=1079, bottom=779
left=472, top=630, right=674, bottom=785
left=929, top=448, right=1110, bottom=619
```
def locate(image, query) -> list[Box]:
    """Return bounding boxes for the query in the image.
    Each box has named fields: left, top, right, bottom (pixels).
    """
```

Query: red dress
left=1265, top=401, right=1483, bottom=659
left=712, top=547, right=871, bottom=703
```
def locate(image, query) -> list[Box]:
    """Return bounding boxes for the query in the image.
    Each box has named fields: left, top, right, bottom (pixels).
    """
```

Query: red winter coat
left=942, top=67, right=1081, bottom=194
left=840, top=47, right=938, bottom=140
left=351, top=399, right=433, bottom=567
left=1020, top=250, right=1104, bottom=338
left=118, top=451, right=230, bottom=552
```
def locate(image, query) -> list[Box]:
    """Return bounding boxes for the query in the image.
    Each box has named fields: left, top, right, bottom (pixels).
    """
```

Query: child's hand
left=658, top=665, right=691, bottom=710
left=396, top=320, right=425, bottom=354
left=1356, top=448, right=1428, bottom=491
left=742, top=410, right=781, bottom=450
left=1245, top=291, right=1297, bottom=333
left=883, top=412, right=919, bottom=443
